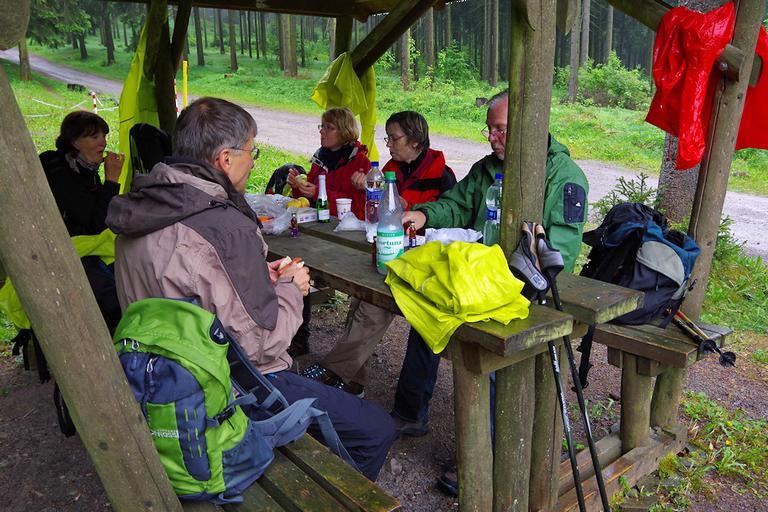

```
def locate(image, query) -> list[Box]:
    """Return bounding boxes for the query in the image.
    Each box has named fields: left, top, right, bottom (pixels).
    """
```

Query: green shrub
left=560, top=52, right=651, bottom=110
left=433, top=41, right=477, bottom=83
left=590, top=173, right=660, bottom=220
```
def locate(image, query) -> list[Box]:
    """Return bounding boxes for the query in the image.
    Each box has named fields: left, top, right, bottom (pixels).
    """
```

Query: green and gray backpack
left=114, top=298, right=353, bottom=504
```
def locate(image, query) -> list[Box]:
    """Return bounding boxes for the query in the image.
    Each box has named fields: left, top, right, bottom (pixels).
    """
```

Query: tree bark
left=580, top=0, right=591, bottom=65
left=102, top=4, right=115, bottom=66
left=400, top=29, right=410, bottom=90
left=258, top=13, right=267, bottom=58
left=605, top=5, right=613, bottom=61
left=228, top=10, right=238, bottom=71
left=71, top=32, right=78, bottom=50
left=281, top=15, right=297, bottom=77
left=300, top=17, right=306, bottom=67
left=444, top=4, right=452, bottom=46
left=216, top=9, right=224, bottom=54
left=424, top=8, right=435, bottom=70
left=239, top=11, right=245, bottom=55
left=568, top=0, right=581, bottom=102
left=77, top=33, right=88, bottom=60
left=122, top=22, right=128, bottom=48
left=328, top=18, right=336, bottom=61
left=193, top=7, right=204, bottom=66
left=18, top=39, right=31, bottom=81
left=247, top=11, right=252, bottom=58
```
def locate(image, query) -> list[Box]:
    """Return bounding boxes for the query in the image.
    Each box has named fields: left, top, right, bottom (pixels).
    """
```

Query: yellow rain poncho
left=310, top=52, right=379, bottom=162
left=0, top=230, right=116, bottom=329
left=385, top=241, right=531, bottom=354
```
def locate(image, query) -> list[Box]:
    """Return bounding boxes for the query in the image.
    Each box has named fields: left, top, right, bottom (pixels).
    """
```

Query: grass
left=27, top=35, right=768, bottom=196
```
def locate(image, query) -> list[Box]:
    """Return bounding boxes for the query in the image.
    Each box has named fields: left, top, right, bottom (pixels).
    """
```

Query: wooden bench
left=592, top=321, right=732, bottom=453
left=183, top=434, right=401, bottom=512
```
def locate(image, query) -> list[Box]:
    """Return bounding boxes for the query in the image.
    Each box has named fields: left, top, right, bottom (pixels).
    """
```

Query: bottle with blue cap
left=365, top=161, right=383, bottom=227
left=376, top=171, right=404, bottom=275
left=483, top=173, right=503, bottom=246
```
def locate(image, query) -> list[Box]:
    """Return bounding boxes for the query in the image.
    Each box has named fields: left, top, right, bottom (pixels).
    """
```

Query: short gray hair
left=173, top=97, right=257, bottom=162
left=487, top=89, right=509, bottom=112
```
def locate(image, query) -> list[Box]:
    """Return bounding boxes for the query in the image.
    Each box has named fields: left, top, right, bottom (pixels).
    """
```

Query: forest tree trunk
left=605, top=5, right=613, bottom=61
left=424, top=8, right=435, bottom=70
left=18, top=39, right=31, bottom=81
left=193, top=7, right=204, bottom=66
left=217, top=9, right=225, bottom=54
left=400, top=29, right=410, bottom=90
left=580, top=0, right=590, bottom=65
left=568, top=0, right=581, bottom=101
left=228, top=10, right=238, bottom=71
left=77, top=34, right=88, bottom=60
left=102, top=4, right=115, bottom=66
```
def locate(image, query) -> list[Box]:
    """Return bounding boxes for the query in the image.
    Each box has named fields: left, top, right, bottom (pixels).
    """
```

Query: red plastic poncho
left=736, top=27, right=768, bottom=150
left=646, top=3, right=735, bottom=170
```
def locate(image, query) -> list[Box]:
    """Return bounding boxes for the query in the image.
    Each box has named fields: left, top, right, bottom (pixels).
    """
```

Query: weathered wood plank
left=226, top=482, right=286, bottom=512
left=257, top=450, right=346, bottom=511
left=557, top=425, right=686, bottom=512
left=267, top=232, right=573, bottom=356
left=558, top=430, right=622, bottom=495
left=280, top=435, right=402, bottom=512
left=620, top=353, right=653, bottom=453
left=493, top=357, right=535, bottom=512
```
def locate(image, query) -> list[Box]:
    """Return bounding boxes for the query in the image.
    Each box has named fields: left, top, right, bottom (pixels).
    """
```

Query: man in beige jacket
left=107, top=97, right=396, bottom=480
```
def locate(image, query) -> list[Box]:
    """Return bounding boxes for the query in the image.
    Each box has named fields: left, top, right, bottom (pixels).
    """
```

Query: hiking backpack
left=113, top=298, right=353, bottom=504
left=129, top=123, right=172, bottom=176
left=576, top=203, right=700, bottom=386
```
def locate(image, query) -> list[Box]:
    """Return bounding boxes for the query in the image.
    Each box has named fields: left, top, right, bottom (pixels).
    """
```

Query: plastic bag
left=334, top=211, right=366, bottom=232
left=645, top=3, right=734, bottom=170
left=736, top=27, right=768, bottom=150
left=244, top=194, right=291, bottom=235
left=425, top=228, right=483, bottom=245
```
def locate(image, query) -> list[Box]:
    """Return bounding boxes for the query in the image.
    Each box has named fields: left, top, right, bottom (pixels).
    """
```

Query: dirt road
left=3, top=50, right=765, bottom=258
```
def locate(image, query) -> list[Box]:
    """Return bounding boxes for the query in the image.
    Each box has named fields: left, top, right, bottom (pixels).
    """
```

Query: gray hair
left=173, top=97, right=257, bottom=162
left=486, top=89, right=509, bottom=112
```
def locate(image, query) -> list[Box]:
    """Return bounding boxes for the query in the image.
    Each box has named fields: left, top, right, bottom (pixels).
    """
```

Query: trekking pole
left=673, top=310, right=736, bottom=367
left=510, top=222, right=587, bottom=512
left=533, top=224, right=611, bottom=512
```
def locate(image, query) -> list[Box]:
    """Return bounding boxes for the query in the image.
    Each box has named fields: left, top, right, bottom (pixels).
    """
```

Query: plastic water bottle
left=483, top=173, right=503, bottom=246
left=376, top=171, right=404, bottom=275
left=365, top=161, right=383, bottom=227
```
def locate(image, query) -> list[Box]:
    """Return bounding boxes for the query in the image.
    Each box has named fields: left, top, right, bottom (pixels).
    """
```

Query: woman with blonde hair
left=288, top=107, right=370, bottom=219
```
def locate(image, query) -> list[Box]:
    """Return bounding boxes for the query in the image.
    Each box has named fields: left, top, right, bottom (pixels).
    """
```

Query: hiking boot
left=390, top=413, right=429, bottom=438
left=436, top=465, right=458, bottom=497
left=287, top=336, right=310, bottom=357
left=301, top=363, right=365, bottom=398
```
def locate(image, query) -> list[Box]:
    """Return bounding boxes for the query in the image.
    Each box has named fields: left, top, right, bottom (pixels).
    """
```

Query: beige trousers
left=321, top=298, right=395, bottom=385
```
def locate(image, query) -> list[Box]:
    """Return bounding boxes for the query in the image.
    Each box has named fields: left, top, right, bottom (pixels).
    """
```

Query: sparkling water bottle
left=365, top=161, right=383, bottom=226
left=483, top=173, right=503, bottom=246
left=316, top=174, right=330, bottom=223
left=376, top=171, right=404, bottom=275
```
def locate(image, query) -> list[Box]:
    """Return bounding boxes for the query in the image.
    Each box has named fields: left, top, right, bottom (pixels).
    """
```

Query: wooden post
left=334, top=15, right=353, bottom=59
left=452, top=343, right=493, bottom=512
left=152, top=1, right=178, bottom=134
left=528, top=345, right=565, bottom=509
left=170, top=0, right=192, bottom=72
left=0, top=64, right=181, bottom=512
left=493, top=358, right=535, bottom=511
left=650, top=367, right=686, bottom=429
left=620, top=353, right=652, bottom=453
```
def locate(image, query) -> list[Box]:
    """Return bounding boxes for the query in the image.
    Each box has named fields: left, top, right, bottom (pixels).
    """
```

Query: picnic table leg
left=620, top=352, right=653, bottom=452
left=650, top=367, right=687, bottom=428
left=452, top=344, right=493, bottom=512
left=528, top=347, right=565, bottom=509
left=493, top=357, right=535, bottom=512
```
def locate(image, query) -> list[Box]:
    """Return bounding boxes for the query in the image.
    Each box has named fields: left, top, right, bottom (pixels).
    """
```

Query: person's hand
left=293, top=180, right=317, bottom=198
left=103, top=151, right=124, bottom=183
left=267, top=259, right=284, bottom=283
left=350, top=170, right=367, bottom=190
left=402, top=210, right=427, bottom=230
left=399, top=195, right=409, bottom=210
left=280, top=264, right=311, bottom=296
left=286, top=168, right=302, bottom=188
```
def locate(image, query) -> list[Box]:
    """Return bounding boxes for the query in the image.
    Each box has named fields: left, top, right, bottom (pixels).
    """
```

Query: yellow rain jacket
left=310, top=52, right=379, bottom=162
left=385, top=241, right=530, bottom=354
left=0, top=230, right=116, bottom=329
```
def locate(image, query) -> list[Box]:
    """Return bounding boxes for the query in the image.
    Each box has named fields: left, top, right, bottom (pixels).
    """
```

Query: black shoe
left=301, top=363, right=365, bottom=398
left=287, top=337, right=310, bottom=357
left=390, top=413, right=429, bottom=438
left=436, top=465, right=458, bottom=497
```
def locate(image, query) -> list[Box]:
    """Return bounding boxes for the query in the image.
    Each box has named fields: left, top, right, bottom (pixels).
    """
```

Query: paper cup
left=336, top=198, right=352, bottom=220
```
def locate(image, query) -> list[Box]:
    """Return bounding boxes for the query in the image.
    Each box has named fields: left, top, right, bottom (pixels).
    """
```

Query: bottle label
left=486, top=208, right=498, bottom=221
left=376, top=229, right=404, bottom=270
left=318, top=209, right=330, bottom=221
left=366, top=189, right=383, bottom=201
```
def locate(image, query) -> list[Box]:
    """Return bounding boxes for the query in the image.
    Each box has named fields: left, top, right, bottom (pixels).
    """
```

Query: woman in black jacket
left=40, top=111, right=124, bottom=331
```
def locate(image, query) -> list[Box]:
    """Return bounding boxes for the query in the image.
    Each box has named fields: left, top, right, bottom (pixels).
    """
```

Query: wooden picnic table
left=266, top=221, right=643, bottom=511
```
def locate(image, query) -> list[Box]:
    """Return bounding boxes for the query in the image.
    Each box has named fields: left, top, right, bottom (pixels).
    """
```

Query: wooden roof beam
left=170, top=0, right=192, bottom=72
left=607, top=0, right=754, bottom=83
left=351, top=0, right=437, bottom=75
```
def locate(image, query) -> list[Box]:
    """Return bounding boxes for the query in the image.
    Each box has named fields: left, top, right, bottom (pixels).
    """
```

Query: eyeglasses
left=384, top=134, right=406, bottom=145
left=481, top=127, right=507, bottom=139
left=318, top=124, right=338, bottom=132
left=230, top=145, right=261, bottom=160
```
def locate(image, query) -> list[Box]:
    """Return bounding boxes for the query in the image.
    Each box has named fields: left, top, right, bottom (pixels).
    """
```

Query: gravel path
left=3, top=49, right=766, bottom=259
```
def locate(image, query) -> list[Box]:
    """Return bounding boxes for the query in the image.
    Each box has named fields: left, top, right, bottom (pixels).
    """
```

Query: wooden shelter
left=0, top=0, right=764, bottom=510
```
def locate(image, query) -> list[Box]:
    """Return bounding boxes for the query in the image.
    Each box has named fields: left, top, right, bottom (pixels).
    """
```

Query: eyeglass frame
left=228, top=145, right=261, bottom=160
left=384, top=133, right=407, bottom=145
left=481, top=127, right=507, bottom=140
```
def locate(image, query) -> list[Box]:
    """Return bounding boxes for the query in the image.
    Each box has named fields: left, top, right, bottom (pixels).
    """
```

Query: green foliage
left=433, top=42, right=477, bottom=83
left=374, top=50, right=397, bottom=75
left=590, top=173, right=660, bottom=220
left=556, top=52, right=652, bottom=110
left=751, top=349, right=768, bottom=365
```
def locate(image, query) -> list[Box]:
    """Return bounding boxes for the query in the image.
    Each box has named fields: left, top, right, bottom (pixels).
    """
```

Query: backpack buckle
left=214, top=404, right=236, bottom=425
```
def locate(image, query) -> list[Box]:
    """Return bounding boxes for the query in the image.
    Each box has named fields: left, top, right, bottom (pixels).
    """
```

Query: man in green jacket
left=402, top=90, right=588, bottom=272
left=392, top=90, right=589, bottom=494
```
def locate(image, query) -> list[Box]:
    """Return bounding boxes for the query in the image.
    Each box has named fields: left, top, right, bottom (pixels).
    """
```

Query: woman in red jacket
left=288, top=107, right=370, bottom=219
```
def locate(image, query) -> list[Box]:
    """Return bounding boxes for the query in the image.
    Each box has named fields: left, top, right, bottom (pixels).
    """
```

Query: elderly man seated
left=106, top=97, right=396, bottom=481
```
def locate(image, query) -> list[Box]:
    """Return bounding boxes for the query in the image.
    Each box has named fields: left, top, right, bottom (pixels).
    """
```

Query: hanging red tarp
left=646, top=3, right=735, bottom=170
left=736, top=27, right=768, bottom=150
